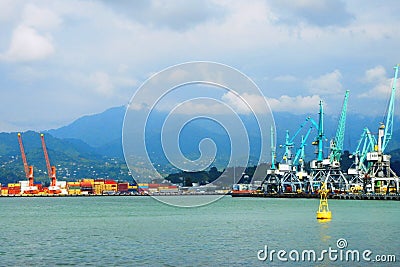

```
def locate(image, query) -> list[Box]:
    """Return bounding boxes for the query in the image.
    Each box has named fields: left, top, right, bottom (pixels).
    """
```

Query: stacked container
left=80, top=179, right=94, bottom=194
left=94, top=179, right=105, bottom=195
left=8, top=183, right=21, bottom=195
left=67, top=181, right=81, bottom=195
left=117, top=182, right=129, bottom=193
left=138, top=183, right=149, bottom=194
left=104, top=180, right=117, bottom=193
left=1, top=187, right=8, bottom=195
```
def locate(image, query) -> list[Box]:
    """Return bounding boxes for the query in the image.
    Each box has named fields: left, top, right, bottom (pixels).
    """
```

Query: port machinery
left=236, top=64, right=400, bottom=196
left=41, top=133, right=62, bottom=194
left=260, top=117, right=317, bottom=193
left=17, top=133, right=39, bottom=194
left=260, top=89, right=350, bottom=193
left=278, top=117, right=318, bottom=192
left=348, top=64, right=400, bottom=194
left=308, top=91, right=350, bottom=192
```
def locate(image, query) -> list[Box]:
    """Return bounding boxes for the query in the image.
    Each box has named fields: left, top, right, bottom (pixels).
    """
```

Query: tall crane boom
left=382, top=64, right=399, bottom=153
left=312, top=100, right=325, bottom=162
left=17, top=133, right=34, bottom=187
left=40, top=134, right=57, bottom=187
left=17, top=133, right=29, bottom=178
left=330, top=90, right=350, bottom=163
left=270, top=125, right=276, bottom=170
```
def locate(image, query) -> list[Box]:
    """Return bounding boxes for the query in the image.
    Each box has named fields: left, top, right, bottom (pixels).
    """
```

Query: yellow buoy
left=316, top=182, right=332, bottom=220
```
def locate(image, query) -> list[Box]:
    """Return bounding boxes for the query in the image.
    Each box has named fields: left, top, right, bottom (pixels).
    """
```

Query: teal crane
left=381, top=64, right=399, bottom=153
left=270, top=125, right=276, bottom=170
left=312, top=100, right=325, bottom=162
left=281, top=117, right=314, bottom=165
left=353, top=127, right=376, bottom=173
left=293, top=125, right=314, bottom=167
left=329, top=90, right=350, bottom=164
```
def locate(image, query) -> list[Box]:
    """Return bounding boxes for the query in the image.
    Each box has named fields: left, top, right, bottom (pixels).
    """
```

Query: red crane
left=40, top=133, right=61, bottom=194
left=17, top=133, right=38, bottom=194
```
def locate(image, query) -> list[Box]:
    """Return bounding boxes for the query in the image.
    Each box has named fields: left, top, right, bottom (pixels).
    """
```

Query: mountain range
left=1, top=105, right=400, bottom=185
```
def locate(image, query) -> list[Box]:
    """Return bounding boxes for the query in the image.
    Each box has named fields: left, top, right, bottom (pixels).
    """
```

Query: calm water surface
left=1, top=196, right=399, bottom=266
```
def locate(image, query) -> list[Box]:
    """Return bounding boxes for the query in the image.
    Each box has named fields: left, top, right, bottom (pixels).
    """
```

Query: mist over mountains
left=48, top=105, right=400, bottom=159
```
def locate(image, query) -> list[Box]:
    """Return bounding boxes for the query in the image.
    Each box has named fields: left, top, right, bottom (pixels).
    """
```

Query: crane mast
left=17, top=133, right=34, bottom=187
left=270, top=125, right=276, bottom=170
left=381, top=64, right=399, bottom=153
left=330, top=90, right=350, bottom=164
left=312, top=100, right=325, bottom=162
left=40, top=134, right=59, bottom=191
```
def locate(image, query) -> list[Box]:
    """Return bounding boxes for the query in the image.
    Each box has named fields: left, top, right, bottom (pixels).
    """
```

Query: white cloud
left=0, top=3, right=61, bottom=62
left=358, top=65, right=398, bottom=99
left=89, top=71, right=114, bottom=96
left=267, top=94, right=321, bottom=114
left=222, top=91, right=270, bottom=114
left=0, top=0, right=400, bottom=131
left=271, top=0, right=354, bottom=27
left=362, top=65, right=386, bottom=84
left=307, top=70, right=343, bottom=95
left=0, top=25, right=54, bottom=62
left=22, top=4, right=61, bottom=30
left=0, top=0, right=22, bottom=21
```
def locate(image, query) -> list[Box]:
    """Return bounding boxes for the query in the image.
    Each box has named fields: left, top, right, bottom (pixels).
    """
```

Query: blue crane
left=312, top=100, right=325, bottom=162
left=293, top=125, right=314, bottom=166
left=381, top=64, right=399, bottom=153
left=270, top=125, right=276, bottom=170
left=281, top=117, right=314, bottom=165
left=330, top=90, right=350, bottom=163
left=352, top=127, right=376, bottom=173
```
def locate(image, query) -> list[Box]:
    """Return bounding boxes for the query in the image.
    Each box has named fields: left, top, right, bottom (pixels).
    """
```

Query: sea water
left=0, top=196, right=399, bottom=266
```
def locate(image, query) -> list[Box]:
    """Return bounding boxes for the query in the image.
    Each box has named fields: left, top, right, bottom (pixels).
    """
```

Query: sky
left=0, top=0, right=399, bottom=132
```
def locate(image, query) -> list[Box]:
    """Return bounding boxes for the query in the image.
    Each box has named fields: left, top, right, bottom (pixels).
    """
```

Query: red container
left=105, top=180, right=117, bottom=185
left=80, top=182, right=93, bottom=187
left=149, top=184, right=160, bottom=188
left=9, top=188, right=21, bottom=194
left=118, top=183, right=129, bottom=192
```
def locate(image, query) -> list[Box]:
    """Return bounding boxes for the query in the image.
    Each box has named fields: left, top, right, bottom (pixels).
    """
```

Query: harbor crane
left=309, top=94, right=350, bottom=192
left=40, top=134, right=62, bottom=194
left=17, top=133, right=38, bottom=194
left=262, top=116, right=318, bottom=193
left=329, top=90, right=350, bottom=165
left=261, top=126, right=281, bottom=193
left=364, top=64, right=400, bottom=193
left=347, top=127, right=376, bottom=187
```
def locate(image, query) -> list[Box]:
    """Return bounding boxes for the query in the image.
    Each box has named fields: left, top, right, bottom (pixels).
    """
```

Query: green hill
left=0, top=131, right=132, bottom=185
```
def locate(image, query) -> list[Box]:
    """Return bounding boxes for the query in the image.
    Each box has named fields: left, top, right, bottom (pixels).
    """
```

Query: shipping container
left=159, top=188, right=179, bottom=193
left=8, top=188, right=21, bottom=195
left=68, top=189, right=81, bottom=195
left=118, top=183, right=129, bottom=192
left=68, top=186, right=81, bottom=190
left=67, top=181, right=80, bottom=185
left=56, top=181, right=67, bottom=188
left=80, top=182, right=93, bottom=187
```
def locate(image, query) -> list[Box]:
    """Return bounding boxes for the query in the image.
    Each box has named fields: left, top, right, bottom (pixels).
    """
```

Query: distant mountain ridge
left=46, top=105, right=400, bottom=159
left=2, top=105, right=400, bottom=185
